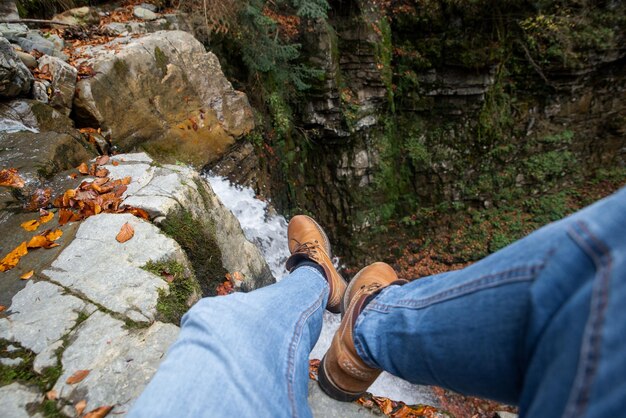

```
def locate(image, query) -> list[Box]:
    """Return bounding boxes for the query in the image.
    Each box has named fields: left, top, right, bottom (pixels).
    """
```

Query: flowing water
left=205, top=174, right=436, bottom=405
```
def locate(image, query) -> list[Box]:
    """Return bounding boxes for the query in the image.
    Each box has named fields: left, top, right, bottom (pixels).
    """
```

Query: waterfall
left=205, top=174, right=436, bottom=405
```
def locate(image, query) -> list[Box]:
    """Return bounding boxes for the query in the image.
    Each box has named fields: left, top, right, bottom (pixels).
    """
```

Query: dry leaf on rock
left=46, top=389, right=58, bottom=400
left=95, top=168, right=109, bottom=178
left=0, top=168, right=25, bottom=188
left=83, top=405, right=113, bottom=418
left=77, top=162, right=89, bottom=175
left=0, top=242, right=28, bottom=272
left=66, top=369, right=90, bottom=384
left=45, top=229, right=63, bottom=241
left=116, top=222, right=134, bottom=243
left=27, top=235, right=54, bottom=249
left=112, top=161, right=119, bottom=166
left=20, top=219, right=40, bottom=231
left=0, top=305, right=6, bottom=312
left=95, top=155, right=110, bottom=165
left=20, top=270, right=34, bottom=280
left=39, top=211, right=54, bottom=224
left=75, top=399, right=87, bottom=415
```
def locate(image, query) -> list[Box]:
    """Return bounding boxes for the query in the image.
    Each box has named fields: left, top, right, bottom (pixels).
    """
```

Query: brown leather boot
left=285, top=215, right=347, bottom=313
left=318, top=262, right=408, bottom=401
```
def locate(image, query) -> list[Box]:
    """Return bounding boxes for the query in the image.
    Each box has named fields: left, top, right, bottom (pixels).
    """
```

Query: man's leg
left=129, top=265, right=328, bottom=418
left=351, top=187, right=626, bottom=417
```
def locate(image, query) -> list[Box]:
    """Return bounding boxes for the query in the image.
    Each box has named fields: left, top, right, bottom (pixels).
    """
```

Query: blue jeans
left=130, top=187, right=626, bottom=418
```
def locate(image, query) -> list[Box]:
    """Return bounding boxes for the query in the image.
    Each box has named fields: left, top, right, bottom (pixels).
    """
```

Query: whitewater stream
left=206, top=174, right=436, bottom=405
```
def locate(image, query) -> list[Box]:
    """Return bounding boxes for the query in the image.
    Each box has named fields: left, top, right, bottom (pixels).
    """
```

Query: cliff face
left=210, top=0, right=626, bottom=264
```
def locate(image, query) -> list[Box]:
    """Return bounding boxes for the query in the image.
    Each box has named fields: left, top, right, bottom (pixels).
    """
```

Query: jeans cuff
left=352, top=306, right=382, bottom=369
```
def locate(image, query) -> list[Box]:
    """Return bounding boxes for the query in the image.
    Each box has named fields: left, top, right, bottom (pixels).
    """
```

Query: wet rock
left=103, top=153, right=275, bottom=292
left=133, top=6, right=158, bottom=21
left=0, top=281, right=96, bottom=353
left=37, top=55, right=78, bottom=116
left=52, top=311, right=179, bottom=414
left=0, top=37, right=33, bottom=98
left=72, top=30, right=254, bottom=167
left=0, top=383, right=41, bottom=418
left=52, top=6, right=100, bottom=27
left=43, top=213, right=190, bottom=323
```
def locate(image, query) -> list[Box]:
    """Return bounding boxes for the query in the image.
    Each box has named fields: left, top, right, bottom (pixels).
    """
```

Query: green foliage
left=291, top=0, right=328, bottom=18
left=160, top=206, right=227, bottom=296
left=266, top=92, right=293, bottom=137
left=524, top=150, right=576, bottom=183
left=144, top=260, right=200, bottom=325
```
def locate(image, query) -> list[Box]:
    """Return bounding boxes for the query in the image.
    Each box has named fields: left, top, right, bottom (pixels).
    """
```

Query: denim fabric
left=131, top=187, right=626, bottom=418
left=129, top=266, right=328, bottom=418
left=354, top=186, right=626, bottom=417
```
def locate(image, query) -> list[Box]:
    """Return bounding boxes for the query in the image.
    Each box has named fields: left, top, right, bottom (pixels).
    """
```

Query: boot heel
left=317, top=355, right=362, bottom=402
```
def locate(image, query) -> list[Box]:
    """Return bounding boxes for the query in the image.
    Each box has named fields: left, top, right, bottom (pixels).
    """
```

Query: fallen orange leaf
left=75, top=399, right=87, bottom=415
left=66, top=369, right=90, bottom=384
left=40, top=211, right=54, bottom=224
left=27, top=235, right=50, bottom=249
left=95, top=168, right=109, bottom=178
left=20, top=270, right=34, bottom=280
left=116, top=222, right=134, bottom=243
left=0, top=168, right=25, bottom=188
left=25, top=188, right=52, bottom=211
left=45, top=229, right=63, bottom=241
left=0, top=305, right=6, bottom=312
left=77, top=162, right=89, bottom=174
left=95, top=155, right=110, bottom=165
left=83, top=405, right=113, bottom=418
left=20, top=219, right=40, bottom=231
left=0, top=242, right=28, bottom=272
left=112, top=161, right=119, bottom=166
left=46, top=389, right=58, bottom=400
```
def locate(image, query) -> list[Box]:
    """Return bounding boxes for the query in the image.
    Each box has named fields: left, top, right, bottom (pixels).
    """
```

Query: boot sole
left=318, top=355, right=363, bottom=402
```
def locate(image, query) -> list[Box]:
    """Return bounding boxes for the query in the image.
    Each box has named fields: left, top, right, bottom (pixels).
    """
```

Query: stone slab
left=0, top=281, right=95, bottom=353
left=44, top=213, right=187, bottom=322
left=53, top=311, right=178, bottom=415
left=0, top=383, right=42, bottom=418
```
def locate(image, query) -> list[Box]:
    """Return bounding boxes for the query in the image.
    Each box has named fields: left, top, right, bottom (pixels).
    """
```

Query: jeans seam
left=286, top=288, right=326, bottom=418
left=353, top=309, right=379, bottom=369
left=367, top=264, right=543, bottom=312
left=563, top=221, right=612, bottom=418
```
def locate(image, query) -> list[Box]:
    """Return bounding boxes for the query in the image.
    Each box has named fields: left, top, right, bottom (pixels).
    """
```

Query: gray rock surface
left=309, top=381, right=378, bottom=417
left=37, top=55, right=78, bottom=115
left=103, top=153, right=274, bottom=291
left=33, top=340, right=63, bottom=373
left=10, top=31, right=67, bottom=60
left=133, top=6, right=158, bottom=20
left=32, top=79, right=49, bottom=103
left=72, top=30, right=254, bottom=167
left=0, top=383, right=42, bottom=418
left=0, top=281, right=95, bottom=353
left=0, top=356, right=23, bottom=366
left=52, top=311, right=179, bottom=414
left=44, top=213, right=187, bottom=323
left=0, top=36, right=33, bottom=98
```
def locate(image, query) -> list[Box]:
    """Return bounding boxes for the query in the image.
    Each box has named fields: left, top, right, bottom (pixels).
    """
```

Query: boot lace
left=292, top=239, right=322, bottom=262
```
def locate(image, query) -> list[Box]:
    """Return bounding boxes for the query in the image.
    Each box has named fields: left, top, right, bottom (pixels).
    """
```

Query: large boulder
left=0, top=37, right=32, bottom=98
left=72, top=30, right=254, bottom=167
left=100, top=152, right=274, bottom=293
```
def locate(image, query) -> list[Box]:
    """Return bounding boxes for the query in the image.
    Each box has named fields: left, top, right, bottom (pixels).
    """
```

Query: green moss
left=159, top=207, right=227, bottom=296
left=0, top=340, right=61, bottom=391
left=143, top=259, right=201, bottom=325
left=40, top=399, right=65, bottom=418
left=154, top=47, right=169, bottom=78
